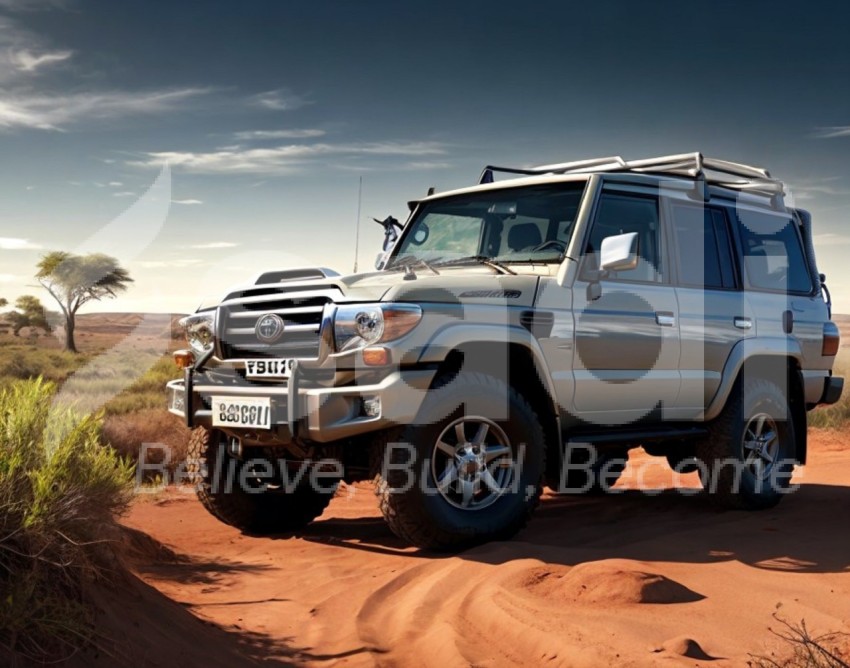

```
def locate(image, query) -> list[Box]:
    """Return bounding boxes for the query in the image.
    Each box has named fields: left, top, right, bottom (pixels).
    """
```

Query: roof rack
left=478, top=152, right=785, bottom=205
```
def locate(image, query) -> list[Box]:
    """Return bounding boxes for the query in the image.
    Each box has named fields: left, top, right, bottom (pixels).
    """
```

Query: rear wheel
left=376, top=372, right=545, bottom=549
left=697, top=378, right=796, bottom=510
left=186, top=426, right=336, bottom=533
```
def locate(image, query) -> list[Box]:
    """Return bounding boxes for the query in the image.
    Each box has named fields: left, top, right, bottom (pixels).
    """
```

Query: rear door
left=669, top=200, right=751, bottom=416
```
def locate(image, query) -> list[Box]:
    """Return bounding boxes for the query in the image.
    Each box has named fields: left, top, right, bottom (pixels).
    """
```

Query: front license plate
left=211, top=396, right=272, bottom=429
left=244, top=359, right=293, bottom=379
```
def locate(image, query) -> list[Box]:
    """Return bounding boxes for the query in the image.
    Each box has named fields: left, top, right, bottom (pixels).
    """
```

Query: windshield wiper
left=387, top=256, right=440, bottom=276
left=434, top=256, right=516, bottom=275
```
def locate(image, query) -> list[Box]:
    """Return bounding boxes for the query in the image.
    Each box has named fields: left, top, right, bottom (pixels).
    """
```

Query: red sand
left=103, top=430, right=849, bottom=667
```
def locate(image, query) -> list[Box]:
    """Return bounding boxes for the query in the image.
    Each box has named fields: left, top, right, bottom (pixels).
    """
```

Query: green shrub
left=0, top=345, right=85, bottom=385
left=0, top=378, right=134, bottom=662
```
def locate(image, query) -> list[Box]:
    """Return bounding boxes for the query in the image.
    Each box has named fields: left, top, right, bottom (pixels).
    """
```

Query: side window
left=583, top=192, right=663, bottom=283
left=671, top=204, right=737, bottom=289
left=735, top=210, right=813, bottom=294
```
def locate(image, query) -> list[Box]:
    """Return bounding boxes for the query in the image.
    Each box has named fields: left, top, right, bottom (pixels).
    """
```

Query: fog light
left=169, top=387, right=185, bottom=412
left=362, top=346, right=390, bottom=366
left=362, top=396, right=382, bottom=418
left=173, top=349, right=195, bottom=369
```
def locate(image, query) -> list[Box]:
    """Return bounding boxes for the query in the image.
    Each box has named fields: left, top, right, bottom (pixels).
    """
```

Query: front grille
left=218, top=286, right=340, bottom=360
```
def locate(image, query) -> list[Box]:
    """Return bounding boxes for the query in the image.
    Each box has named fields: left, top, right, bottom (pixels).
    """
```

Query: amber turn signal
left=362, top=347, right=390, bottom=366
left=173, top=349, right=195, bottom=369
left=823, top=322, right=840, bottom=357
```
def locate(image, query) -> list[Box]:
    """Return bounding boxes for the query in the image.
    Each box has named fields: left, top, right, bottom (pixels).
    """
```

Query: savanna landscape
left=3, top=2, right=850, bottom=667
left=1, top=308, right=848, bottom=667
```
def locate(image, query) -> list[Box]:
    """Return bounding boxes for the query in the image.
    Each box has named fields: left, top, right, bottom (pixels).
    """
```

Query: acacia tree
left=36, top=252, right=133, bottom=352
left=5, top=295, right=52, bottom=336
left=0, top=297, right=7, bottom=308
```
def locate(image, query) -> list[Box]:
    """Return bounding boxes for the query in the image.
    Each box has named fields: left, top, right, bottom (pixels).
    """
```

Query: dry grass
left=102, top=409, right=190, bottom=479
left=808, top=354, right=850, bottom=430
left=751, top=615, right=849, bottom=667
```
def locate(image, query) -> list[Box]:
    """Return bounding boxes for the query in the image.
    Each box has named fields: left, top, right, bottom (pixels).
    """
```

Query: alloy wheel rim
left=742, top=412, right=780, bottom=480
left=430, top=416, right=515, bottom=511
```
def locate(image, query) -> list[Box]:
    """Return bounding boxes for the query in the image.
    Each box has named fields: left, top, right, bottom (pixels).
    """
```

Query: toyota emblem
left=255, top=313, right=285, bottom=343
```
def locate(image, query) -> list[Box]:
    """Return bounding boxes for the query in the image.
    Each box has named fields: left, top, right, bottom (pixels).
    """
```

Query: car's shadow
left=295, top=482, right=850, bottom=573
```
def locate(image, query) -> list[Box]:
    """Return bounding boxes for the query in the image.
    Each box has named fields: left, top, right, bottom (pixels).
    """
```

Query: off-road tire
left=186, top=426, right=335, bottom=533
left=697, top=377, right=796, bottom=510
left=376, top=372, right=545, bottom=550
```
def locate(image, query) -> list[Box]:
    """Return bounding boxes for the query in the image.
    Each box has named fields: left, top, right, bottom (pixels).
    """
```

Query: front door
left=571, top=187, right=681, bottom=425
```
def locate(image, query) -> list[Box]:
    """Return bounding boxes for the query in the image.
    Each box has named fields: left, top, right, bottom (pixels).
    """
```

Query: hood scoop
left=255, top=267, right=340, bottom=285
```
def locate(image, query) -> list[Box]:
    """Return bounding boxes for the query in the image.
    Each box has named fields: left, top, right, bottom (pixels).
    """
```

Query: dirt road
left=118, top=431, right=850, bottom=667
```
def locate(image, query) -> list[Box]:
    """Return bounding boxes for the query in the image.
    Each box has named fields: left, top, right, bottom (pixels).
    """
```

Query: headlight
left=333, top=304, right=421, bottom=352
left=179, top=311, right=215, bottom=353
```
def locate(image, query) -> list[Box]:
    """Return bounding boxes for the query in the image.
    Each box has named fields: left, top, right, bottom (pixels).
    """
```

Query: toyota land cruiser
left=168, top=152, right=843, bottom=548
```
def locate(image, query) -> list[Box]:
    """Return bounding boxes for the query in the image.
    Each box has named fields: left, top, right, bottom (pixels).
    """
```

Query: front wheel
left=187, top=427, right=336, bottom=533
left=376, top=373, right=545, bottom=549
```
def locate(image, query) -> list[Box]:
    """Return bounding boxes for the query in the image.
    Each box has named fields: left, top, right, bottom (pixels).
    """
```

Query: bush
left=0, top=378, right=134, bottom=663
left=102, top=408, right=190, bottom=479
left=0, top=345, right=85, bottom=385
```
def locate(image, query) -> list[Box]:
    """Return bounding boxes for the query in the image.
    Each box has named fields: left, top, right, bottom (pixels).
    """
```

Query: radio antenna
left=353, top=176, right=362, bottom=273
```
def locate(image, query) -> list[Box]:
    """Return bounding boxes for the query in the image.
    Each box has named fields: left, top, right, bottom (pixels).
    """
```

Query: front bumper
left=167, top=366, right=436, bottom=443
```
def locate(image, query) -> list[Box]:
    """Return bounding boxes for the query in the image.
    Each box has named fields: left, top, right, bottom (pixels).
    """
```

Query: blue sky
left=1, top=0, right=849, bottom=313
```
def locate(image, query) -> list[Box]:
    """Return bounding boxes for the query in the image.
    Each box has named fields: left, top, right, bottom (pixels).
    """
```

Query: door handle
left=655, top=311, right=675, bottom=327
left=734, top=317, right=753, bottom=330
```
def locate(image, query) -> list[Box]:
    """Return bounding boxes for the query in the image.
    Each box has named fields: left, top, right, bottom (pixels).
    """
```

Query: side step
left=565, top=426, right=708, bottom=449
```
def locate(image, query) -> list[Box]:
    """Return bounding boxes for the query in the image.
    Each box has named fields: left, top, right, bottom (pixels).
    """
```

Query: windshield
left=390, top=183, right=586, bottom=267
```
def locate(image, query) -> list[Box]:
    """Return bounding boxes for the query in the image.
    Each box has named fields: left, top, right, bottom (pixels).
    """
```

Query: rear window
left=735, top=210, right=812, bottom=294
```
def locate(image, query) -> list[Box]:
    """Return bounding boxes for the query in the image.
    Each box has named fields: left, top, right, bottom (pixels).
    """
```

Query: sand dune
left=109, top=431, right=850, bottom=667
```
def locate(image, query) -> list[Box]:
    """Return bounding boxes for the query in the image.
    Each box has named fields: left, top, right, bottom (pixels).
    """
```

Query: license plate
left=244, top=359, right=294, bottom=379
left=211, top=396, right=272, bottom=429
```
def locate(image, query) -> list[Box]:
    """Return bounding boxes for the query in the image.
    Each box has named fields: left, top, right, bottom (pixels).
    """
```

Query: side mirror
left=374, top=216, right=403, bottom=252
left=375, top=252, right=388, bottom=271
left=599, top=232, right=639, bottom=272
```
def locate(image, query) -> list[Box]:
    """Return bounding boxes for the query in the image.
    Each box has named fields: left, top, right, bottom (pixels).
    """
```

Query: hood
left=205, top=265, right=541, bottom=309
left=340, top=266, right=540, bottom=306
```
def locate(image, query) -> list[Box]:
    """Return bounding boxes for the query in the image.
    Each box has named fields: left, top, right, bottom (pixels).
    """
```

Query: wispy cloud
left=786, top=177, right=850, bottom=201
left=10, top=48, right=72, bottom=72
left=249, top=89, right=312, bottom=111
left=128, top=141, right=447, bottom=174
left=234, top=129, right=326, bottom=140
left=136, top=258, right=205, bottom=269
left=811, top=126, right=850, bottom=139
left=403, top=161, right=452, bottom=170
left=112, top=191, right=136, bottom=197
left=0, top=87, right=213, bottom=131
left=0, top=0, right=68, bottom=10
left=814, top=233, right=850, bottom=246
left=0, top=273, right=20, bottom=282
left=172, top=198, right=203, bottom=205
left=190, top=241, right=238, bottom=249
left=0, top=14, right=73, bottom=90
left=0, top=236, right=41, bottom=250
